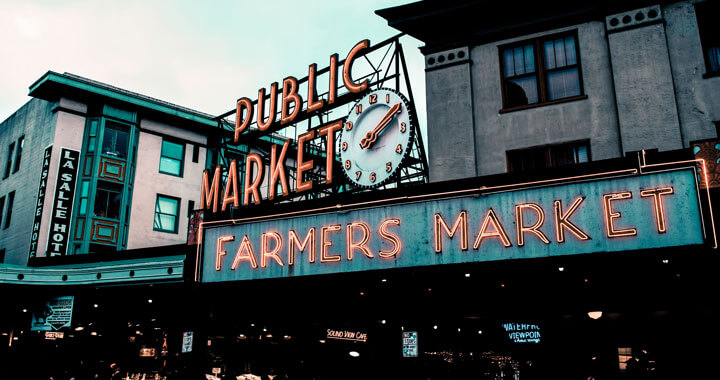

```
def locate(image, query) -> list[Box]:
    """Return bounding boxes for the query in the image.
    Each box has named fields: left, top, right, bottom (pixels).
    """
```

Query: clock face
left=340, top=88, right=415, bottom=188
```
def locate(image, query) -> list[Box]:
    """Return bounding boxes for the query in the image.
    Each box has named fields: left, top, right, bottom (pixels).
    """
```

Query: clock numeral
left=345, top=122, right=353, bottom=131
left=345, top=160, right=351, bottom=169
left=356, top=171, right=362, bottom=180
left=370, top=172, right=376, bottom=182
left=369, top=94, right=377, bottom=104
left=400, top=122, right=407, bottom=133
left=341, top=141, right=348, bottom=151
left=355, top=104, right=362, bottom=114
left=386, top=162, right=392, bottom=172
left=386, top=94, right=390, bottom=103
left=395, top=144, right=403, bottom=154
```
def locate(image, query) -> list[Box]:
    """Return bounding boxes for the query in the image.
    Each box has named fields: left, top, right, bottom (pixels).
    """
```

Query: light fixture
left=380, top=320, right=386, bottom=325
left=93, top=304, right=99, bottom=308
left=359, top=292, right=364, bottom=296
left=266, top=334, right=273, bottom=338
left=283, top=335, right=291, bottom=340
left=147, top=299, right=153, bottom=304
left=587, top=311, right=603, bottom=320
left=1, top=332, right=7, bottom=336
left=250, top=323, right=255, bottom=327
left=558, top=267, right=565, bottom=272
left=238, top=334, right=247, bottom=339
left=349, top=351, right=360, bottom=357
left=465, top=273, right=471, bottom=278
left=90, top=332, right=98, bottom=336
left=381, top=279, right=387, bottom=283
left=74, top=326, right=85, bottom=331
left=478, top=330, right=483, bottom=334
left=263, top=327, right=267, bottom=332
left=22, top=309, right=27, bottom=313
left=401, top=326, right=404, bottom=331
left=662, top=259, right=669, bottom=264
left=319, top=339, right=326, bottom=344
left=135, top=330, right=143, bottom=335
left=433, top=324, right=438, bottom=330
left=457, top=328, right=461, bottom=332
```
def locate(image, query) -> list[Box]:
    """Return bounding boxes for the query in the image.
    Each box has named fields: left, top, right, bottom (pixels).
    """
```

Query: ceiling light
left=319, top=339, right=326, bottom=344
left=135, top=330, right=143, bottom=335
left=74, top=326, right=84, bottom=331
left=147, top=299, right=153, bottom=304
left=283, top=335, right=291, bottom=340
left=478, top=330, right=483, bottom=334
left=588, top=311, right=603, bottom=320
left=263, top=328, right=267, bottom=332
left=90, top=332, right=98, bottom=336
left=238, top=334, right=246, bottom=339
left=250, top=323, right=255, bottom=327
left=349, top=351, right=360, bottom=357
left=558, top=267, right=565, bottom=272
left=433, top=325, right=438, bottom=330
left=93, top=304, right=99, bottom=308
left=457, top=328, right=461, bottom=332
left=22, top=309, right=27, bottom=313
left=465, top=273, right=471, bottom=278
left=380, top=320, right=386, bottom=324
left=381, top=279, right=387, bottom=283
left=662, top=259, right=669, bottom=264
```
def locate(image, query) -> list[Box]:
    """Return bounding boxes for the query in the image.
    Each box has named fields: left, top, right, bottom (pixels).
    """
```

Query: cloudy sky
left=0, top=0, right=426, bottom=131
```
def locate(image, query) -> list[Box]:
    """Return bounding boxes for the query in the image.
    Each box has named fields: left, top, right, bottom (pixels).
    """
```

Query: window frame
left=13, top=136, right=24, bottom=173
left=0, top=195, right=5, bottom=228
left=4, top=142, right=15, bottom=179
left=4, top=191, right=15, bottom=229
left=153, top=194, right=181, bottom=234
left=499, top=30, right=587, bottom=113
left=506, top=140, right=591, bottom=173
left=159, top=138, right=185, bottom=177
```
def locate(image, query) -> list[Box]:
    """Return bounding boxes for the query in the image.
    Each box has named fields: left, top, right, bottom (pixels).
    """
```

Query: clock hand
left=360, top=103, right=401, bottom=149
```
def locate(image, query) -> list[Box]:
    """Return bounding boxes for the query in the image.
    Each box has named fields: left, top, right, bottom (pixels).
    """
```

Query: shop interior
left=1, top=247, right=717, bottom=380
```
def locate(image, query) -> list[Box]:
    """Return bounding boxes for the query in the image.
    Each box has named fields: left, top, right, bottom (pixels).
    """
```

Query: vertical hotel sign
left=47, top=148, right=80, bottom=256
left=29, top=145, right=52, bottom=258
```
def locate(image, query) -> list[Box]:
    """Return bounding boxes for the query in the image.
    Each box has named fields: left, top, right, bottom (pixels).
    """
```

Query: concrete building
left=377, top=0, right=720, bottom=181
left=0, top=72, right=213, bottom=274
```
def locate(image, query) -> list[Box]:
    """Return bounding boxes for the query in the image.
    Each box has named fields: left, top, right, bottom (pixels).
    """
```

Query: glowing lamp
left=587, top=311, right=603, bottom=320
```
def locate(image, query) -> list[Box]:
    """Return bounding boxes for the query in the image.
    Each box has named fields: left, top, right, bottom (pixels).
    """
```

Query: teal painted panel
left=103, top=104, right=136, bottom=123
left=202, top=169, right=705, bottom=283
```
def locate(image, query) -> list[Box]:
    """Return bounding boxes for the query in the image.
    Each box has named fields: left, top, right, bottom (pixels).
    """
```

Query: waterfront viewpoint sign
left=200, top=168, right=705, bottom=283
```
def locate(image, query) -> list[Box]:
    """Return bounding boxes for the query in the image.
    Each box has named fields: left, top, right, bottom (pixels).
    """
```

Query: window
left=187, top=200, right=195, bottom=217
left=94, top=182, right=122, bottom=219
left=192, top=144, right=200, bottom=163
left=159, top=139, right=184, bottom=177
left=79, top=180, right=90, bottom=215
left=154, top=195, right=180, bottom=234
left=507, top=141, right=590, bottom=173
left=500, top=31, right=583, bottom=110
left=4, top=191, right=14, bottom=229
left=101, top=121, right=129, bottom=158
left=4, top=142, right=14, bottom=178
left=696, top=1, right=720, bottom=75
left=0, top=196, right=5, bottom=228
left=12, top=136, right=24, bottom=173
left=0, top=249, right=5, bottom=263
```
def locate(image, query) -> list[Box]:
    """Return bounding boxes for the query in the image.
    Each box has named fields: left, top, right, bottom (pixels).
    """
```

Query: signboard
left=44, top=331, right=65, bottom=340
left=29, top=145, right=52, bottom=258
left=402, top=331, right=418, bottom=357
left=326, top=329, right=368, bottom=343
left=201, top=169, right=705, bottom=282
left=182, top=331, right=194, bottom=353
left=502, top=322, right=541, bottom=344
left=31, top=296, right=74, bottom=331
left=47, top=148, right=80, bottom=256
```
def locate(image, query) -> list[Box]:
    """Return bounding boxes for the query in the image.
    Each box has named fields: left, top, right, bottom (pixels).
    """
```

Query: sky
left=0, top=0, right=426, bottom=133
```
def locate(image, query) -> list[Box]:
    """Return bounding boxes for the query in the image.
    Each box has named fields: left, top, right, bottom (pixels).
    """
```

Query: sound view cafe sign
left=197, top=40, right=708, bottom=283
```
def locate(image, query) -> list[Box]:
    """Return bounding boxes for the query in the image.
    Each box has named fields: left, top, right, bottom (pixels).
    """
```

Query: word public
left=202, top=40, right=371, bottom=212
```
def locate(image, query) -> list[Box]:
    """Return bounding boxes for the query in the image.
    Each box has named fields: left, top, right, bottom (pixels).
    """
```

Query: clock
left=340, top=88, right=415, bottom=188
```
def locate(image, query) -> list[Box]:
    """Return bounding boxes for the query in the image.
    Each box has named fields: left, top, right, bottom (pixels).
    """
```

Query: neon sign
left=200, top=168, right=706, bottom=282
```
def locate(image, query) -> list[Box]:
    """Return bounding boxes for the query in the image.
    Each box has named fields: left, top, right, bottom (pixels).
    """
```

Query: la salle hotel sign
left=200, top=168, right=706, bottom=282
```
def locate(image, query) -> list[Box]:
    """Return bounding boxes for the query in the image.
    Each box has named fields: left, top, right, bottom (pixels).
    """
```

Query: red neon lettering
left=343, top=40, right=369, bottom=93
left=603, top=192, right=637, bottom=238
left=296, top=130, right=315, bottom=193
left=318, top=121, right=342, bottom=184
left=243, top=153, right=264, bottom=206
left=473, top=208, right=512, bottom=249
left=216, top=236, right=234, bottom=270
left=268, top=141, right=290, bottom=200
left=434, top=211, right=468, bottom=253
left=281, top=76, right=302, bottom=125
left=261, top=232, right=284, bottom=267
left=289, top=228, right=316, bottom=265
left=221, top=159, right=239, bottom=212
left=320, top=224, right=342, bottom=262
left=232, top=235, right=258, bottom=269
left=640, top=187, right=674, bottom=233
left=307, top=63, right=325, bottom=113
left=328, top=54, right=338, bottom=105
left=378, top=218, right=401, bottom=258
left=346, top=222, right=373, bottom=260
left=257, top=82, right=278, bottom=131
left=201, top=165, right=222, bottom=213
left=554, top=197, right=590, bottom=243
left=515, top=203, right=551, bottom=246
left=234, top=97, right=253, bottom=142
